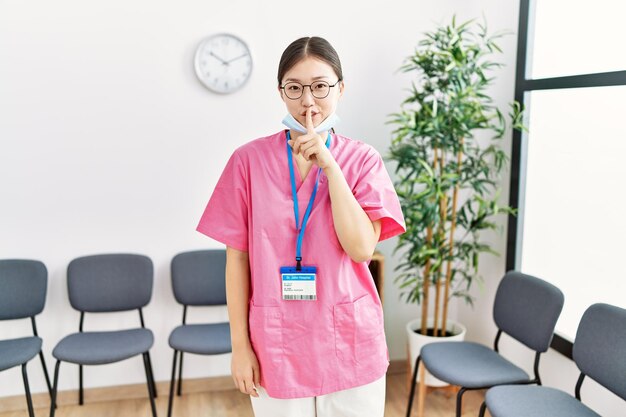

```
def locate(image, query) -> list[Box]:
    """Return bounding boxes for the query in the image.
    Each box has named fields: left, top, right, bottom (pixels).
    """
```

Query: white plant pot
left=406, top=317, right=467, bottom=387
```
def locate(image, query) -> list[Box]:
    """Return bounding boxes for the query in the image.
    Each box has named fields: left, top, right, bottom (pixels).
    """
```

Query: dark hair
left=277, top=37, right=343, bottom=86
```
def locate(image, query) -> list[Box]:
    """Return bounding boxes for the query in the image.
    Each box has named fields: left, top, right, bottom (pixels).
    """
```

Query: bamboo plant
left=387, top=17, right=524, bottom=337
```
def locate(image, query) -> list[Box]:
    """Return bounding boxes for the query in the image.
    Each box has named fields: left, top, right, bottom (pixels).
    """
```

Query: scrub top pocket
left=249, top=304, right=284, bottom=373
left=333, top=294, right=386, bottom=365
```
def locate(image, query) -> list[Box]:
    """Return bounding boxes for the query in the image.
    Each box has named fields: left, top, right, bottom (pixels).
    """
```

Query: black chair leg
left=406, top=355, right=421, bottom=417
left=144, top=352, right=157, bottom=399
left=146, top=351, right=158, bottom=398
left=49, top=360, right=61, bottom=417
left=168, top=350, right=179, bottom=417
left=79, top=364, right=84, bottom=405
left=39, top=351, right=53, bottom=398
left=479, top=401, right=488, bottom=417
left=176, top=352, right=184, bottom=396
left=456, top=387, right=467, bottom=417
left=21, top=363, right=35, bottom=417
left=142, top=353, right=158, bottom=417
left=144, top=362, right=155, bottom=400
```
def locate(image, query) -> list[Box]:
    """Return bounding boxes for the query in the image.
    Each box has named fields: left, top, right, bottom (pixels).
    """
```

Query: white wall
left=0, top=0, right=547, bottom=403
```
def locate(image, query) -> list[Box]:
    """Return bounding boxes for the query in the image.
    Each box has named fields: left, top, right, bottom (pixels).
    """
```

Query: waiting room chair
left=49, top=254, right=158, bottom=417
left=480, top=303, right=626, bottom=417
left=167, top=249, right=231, bottom=417
left=0, top=259, right=52, bottom=417
left=406, top=271, right=564, bottom=417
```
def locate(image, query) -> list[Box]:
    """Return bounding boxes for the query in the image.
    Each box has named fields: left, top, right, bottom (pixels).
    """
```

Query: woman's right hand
left=231, top=343, right=261, bottom=397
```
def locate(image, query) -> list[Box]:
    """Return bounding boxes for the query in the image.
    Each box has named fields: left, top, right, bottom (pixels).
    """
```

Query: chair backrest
left=171, top=249, right=227, bottom=306
left=493, top=271, right=564, bottom=352
left=0, top=259, right=47, bottom=320
left=67, top=254, right=153, bottom=312
left=574, top=303, right=626, bottom=401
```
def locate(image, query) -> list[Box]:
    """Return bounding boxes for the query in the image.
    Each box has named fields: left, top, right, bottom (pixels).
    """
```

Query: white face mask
left=282, top=112, right=340, bottom=134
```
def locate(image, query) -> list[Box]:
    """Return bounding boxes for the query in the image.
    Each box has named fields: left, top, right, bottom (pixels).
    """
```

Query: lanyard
left=286, top=130, right=331, bottom=270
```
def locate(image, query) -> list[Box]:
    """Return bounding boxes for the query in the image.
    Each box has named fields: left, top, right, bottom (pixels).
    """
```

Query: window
left=508, top=0, right=626, bottom=348
left=530, top=0, right=626, bottom=78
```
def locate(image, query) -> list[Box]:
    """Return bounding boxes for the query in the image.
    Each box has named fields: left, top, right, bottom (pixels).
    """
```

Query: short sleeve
left=352, top=149, right=406, bottom=242
left=196, top=151, right=249, bottom=251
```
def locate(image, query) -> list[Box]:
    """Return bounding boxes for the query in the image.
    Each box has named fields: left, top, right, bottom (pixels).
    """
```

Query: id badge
left=280, top=266, right=317, bottom=301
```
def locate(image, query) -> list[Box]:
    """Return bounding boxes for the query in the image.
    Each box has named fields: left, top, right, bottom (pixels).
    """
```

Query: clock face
left=194, top=33, right=253, bottom=94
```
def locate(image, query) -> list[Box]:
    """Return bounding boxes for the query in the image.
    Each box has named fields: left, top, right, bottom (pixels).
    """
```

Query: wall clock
left=194, top=33, right=252, bottom=94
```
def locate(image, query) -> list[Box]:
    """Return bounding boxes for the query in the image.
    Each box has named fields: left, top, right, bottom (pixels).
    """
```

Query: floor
left=0, top=372, right=489, bottom=417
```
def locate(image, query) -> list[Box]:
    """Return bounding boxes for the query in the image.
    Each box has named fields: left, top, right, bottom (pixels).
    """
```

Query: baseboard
left=0, top=361, right=406, bottom=413
left=0, top=375, right=234, bottom=413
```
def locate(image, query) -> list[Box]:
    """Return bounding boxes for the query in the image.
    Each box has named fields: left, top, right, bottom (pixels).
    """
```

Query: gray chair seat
left=0, top=337, right=42, bottom=372
left=421, top=341, right=529, bottom=388
left=486, top=385, right=601, bottom=417
left=53, top=328, right=154, bottom=365
left=168, top=323, right=231, bottom=355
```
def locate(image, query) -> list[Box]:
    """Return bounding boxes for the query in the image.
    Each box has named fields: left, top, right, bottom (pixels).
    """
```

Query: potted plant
left=387, top=17, right=524, bottom=386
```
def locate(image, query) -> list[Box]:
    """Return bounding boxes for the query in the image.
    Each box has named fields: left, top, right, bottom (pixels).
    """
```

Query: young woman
left=197, top=36, right=405, bottom=417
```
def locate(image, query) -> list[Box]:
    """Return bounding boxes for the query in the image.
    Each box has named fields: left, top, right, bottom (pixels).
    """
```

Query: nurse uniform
left=196, top=129, right=405, bottom=414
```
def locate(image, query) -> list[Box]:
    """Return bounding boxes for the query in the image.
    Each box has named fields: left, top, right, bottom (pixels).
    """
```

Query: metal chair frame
left=478, top=303, right=626, bottom=417
left=49, top=308, right=157, bottom=417
left=406, top=271, right=563, bottom=417
left=406, top=330, right=543, bottom=417
left=167, top=249, right=230, bottom=417
left=167, top=305, right=187, bottom=417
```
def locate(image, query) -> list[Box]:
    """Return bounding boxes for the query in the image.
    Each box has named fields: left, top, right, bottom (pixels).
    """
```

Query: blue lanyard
left=286, top=130, right=331, bottom=270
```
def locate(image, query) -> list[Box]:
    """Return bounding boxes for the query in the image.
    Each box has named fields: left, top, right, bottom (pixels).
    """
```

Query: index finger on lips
left=306, top=107, right=315, bottom=134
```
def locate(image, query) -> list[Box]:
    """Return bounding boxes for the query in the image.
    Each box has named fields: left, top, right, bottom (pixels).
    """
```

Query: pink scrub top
left=196, top=130, right=405, bottom=399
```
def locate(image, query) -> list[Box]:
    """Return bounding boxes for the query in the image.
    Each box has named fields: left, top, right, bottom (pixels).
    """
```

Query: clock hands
left=210, top=51, right=248, bottom=67
left=209, top=51, right=229, bottom=66
left=226, top=53, right=249, bottom=64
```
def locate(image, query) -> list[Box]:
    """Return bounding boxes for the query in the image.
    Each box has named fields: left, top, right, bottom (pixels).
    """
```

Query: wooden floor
left=0, top=372, right=489, bottom=417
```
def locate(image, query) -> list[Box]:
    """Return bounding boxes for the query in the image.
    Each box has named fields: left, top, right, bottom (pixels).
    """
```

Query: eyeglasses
left=280, top=79, right=342, bottom=100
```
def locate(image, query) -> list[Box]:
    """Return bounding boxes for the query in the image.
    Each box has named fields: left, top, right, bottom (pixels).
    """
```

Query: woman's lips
left=297, top=111, right=321, bottom=126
